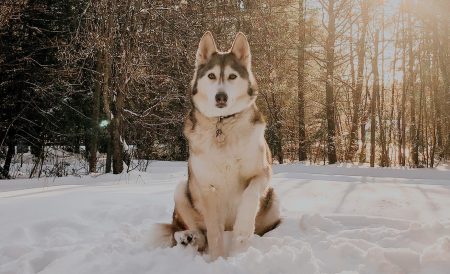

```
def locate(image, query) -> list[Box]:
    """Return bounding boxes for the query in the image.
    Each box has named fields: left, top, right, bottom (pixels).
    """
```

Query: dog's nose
left=215, top=92, right=228, bottom=107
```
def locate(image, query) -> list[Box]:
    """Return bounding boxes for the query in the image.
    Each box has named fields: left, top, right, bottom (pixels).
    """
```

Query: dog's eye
left=208, top=73, right=216, bottom=80
left=228, top=74, right=237, bottom=80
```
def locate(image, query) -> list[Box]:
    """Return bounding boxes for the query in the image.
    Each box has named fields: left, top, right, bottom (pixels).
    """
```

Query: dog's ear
left=196, top=31, right=217, bottom=66
left=230, top=32, right=251, bottom=67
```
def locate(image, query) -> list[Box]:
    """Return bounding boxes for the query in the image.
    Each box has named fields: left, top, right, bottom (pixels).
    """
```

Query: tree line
left=1, top=0, right=449, bottom=178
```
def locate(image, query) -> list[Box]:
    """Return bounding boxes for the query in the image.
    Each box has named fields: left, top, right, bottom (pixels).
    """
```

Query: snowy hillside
left=1, top=162, right=450, bottom=274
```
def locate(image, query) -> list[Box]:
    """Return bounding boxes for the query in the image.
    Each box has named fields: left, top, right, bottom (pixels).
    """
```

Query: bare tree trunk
left=325, top=0, right=337, bottom=164
left=431, top=19, right=442, bottom=167
left=359, top=74, right=370, bottom=163
left=432, top=16, right=443, bottom=152
left=276, top=121, right=284, bottom=164
left=105, top=125, right=112, bottom=173
left=439, top=10, right=450, bottom=158
left=431, top=72, right=438, bottom=167
left=379, top=6, right=388, bottom=166
left=37, top=148, right=45, bottom=178
left=2, top=139, right=14, bottom=178
left=270, top=91, right=284, bottom=164
left=389, top=18, right=400, bottom=166
left=419, top=73, right=426, bottom=167
left=346, top=0, right=369, bottom=161
left=111, top=90, right=124, bottom=174
left=349, top=12, right=356, bottom=89
left=370, top=31, right=380, bottom=167
left=111, top=0, right=140, bottom=173
left=297, top=0, right=307, bottom=161
left=377, top=82, right=388, bottom=166
left=407, top=11, right=418, bottom=167
left=89, top=51, right=103, bottom=173
left=399, top=11, right=407, bottom=166
left=102, top=2, right=114, bottom=173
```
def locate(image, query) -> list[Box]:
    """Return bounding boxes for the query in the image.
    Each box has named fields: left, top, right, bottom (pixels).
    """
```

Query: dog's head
left=191, top=32, right=257, bottom=118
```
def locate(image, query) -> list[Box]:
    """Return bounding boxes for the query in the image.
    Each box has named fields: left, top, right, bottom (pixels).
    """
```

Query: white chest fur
left=188, top=114, right=266, bottom=187
left=185, top=108, right=269, bottom=225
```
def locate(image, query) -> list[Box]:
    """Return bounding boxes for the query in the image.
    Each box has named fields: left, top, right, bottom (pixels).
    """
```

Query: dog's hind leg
left=254, top=187, right=281, bottom=236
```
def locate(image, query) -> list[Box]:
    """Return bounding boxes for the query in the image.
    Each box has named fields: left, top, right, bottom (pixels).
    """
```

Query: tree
left=370, top=30, right=380, bottom=167
left=298, top=0, right=307, bottom=161
left=406, top=5, right=419, bottom=167
left=346, top=0, right=369, bottom=162
left=0, top=0, right=88, bottom=178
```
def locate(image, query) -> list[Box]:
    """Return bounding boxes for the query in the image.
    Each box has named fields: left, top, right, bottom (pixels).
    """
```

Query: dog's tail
left=148, top=223, right=174, bottom=248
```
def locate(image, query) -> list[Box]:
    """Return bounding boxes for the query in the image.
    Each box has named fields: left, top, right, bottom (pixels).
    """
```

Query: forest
left=1, top=0, right=449, bottom=178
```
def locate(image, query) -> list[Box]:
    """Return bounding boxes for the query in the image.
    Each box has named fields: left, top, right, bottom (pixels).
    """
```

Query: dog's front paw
left=174, top=230, right=206, bottom=251
left=230, top=231, right=252, bottom=255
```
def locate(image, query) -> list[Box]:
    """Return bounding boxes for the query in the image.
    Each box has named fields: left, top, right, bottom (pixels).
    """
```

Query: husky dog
left=155, top=32, right=280, bottom=260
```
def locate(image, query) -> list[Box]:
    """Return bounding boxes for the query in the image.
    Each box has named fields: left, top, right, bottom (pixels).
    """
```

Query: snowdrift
left=1, top=162, right=450, bottom=274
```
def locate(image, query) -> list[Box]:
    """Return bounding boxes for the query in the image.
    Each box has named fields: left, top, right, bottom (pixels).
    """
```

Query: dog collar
left=215, top=113, right=237, bottom=143
left=218, top=114, right=236, bottom=122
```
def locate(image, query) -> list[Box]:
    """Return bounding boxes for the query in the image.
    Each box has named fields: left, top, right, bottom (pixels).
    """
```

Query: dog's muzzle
left=215, top=92, right=228, bottom=108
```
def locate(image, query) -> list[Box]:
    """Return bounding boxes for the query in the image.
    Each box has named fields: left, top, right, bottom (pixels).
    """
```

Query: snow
left=1, top=161, right=450, bottom=274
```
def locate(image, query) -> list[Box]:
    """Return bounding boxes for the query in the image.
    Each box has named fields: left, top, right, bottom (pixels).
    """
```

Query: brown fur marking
left=251, top=108, right=264, bottom=124
left=171, top=210, right=188, bottom=245
left=172, top=210, right=187, bottom=231
left=192, top=81, right=198, bottom=95
left=186, top=163, right=200, bottom=212
left=242, top=177, right=252, bottom=190
left=256, top=219, right=281, bottom=236
left=265, top=143, right=273, bottom=164
left=188, top=109, right=197, bottom=131
left=247, top=80, right=258, bottom=96
left=197, top=52, right=249, bottom=79
left=259, top=187, right=274, bottom=213
left=186, top=181, right=194, bottom=209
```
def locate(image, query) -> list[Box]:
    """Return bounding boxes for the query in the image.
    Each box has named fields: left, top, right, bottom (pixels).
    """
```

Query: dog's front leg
left=231, top=174, right=268, bottom=253
left=203, top=191, right=225, bottom=260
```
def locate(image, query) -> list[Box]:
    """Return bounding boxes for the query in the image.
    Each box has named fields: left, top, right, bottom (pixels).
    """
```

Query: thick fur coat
left=155, top=32, right=280, bottom=260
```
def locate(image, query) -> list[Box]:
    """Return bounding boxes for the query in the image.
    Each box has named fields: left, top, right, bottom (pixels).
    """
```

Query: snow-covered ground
left=1, top=162, right=450, bottom=274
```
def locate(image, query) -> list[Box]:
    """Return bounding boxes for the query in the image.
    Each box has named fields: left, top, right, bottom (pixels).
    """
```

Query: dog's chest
left=189, top=119, right=265, bottom=189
